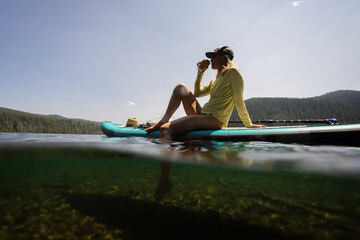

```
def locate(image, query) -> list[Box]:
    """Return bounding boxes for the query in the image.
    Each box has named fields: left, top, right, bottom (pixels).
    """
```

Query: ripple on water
left=0, top=132, right=359, bottom=176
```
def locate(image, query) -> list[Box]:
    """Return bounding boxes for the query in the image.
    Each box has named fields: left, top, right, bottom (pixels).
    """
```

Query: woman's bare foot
left=145, top=120, right=167, bottom=133
left=250, top=124, right=267, bottom=128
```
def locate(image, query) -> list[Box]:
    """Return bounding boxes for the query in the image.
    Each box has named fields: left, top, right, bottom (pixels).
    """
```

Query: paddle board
left=101, top=121, right=360, bottom=146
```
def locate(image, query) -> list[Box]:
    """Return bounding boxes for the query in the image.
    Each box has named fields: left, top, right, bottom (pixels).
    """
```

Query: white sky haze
left=292, top=1, right=304, bottom=7
left=1, top=0, right=359, bottom=123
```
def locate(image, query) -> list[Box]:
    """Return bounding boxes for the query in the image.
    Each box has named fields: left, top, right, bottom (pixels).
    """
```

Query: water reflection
left=145, top=139, right=360, bottom=175
left=1, top=133, right=360, bottom=175
left=142, top=139, right=360, bottom=201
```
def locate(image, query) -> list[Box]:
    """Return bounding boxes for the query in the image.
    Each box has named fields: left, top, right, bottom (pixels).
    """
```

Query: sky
left=1, top=0, right=359, bottom=123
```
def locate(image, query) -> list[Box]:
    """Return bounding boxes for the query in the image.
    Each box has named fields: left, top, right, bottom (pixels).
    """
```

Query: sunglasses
left=211, top=53, right=219, bottom=60
left=211, top=53, right=226, bottom=60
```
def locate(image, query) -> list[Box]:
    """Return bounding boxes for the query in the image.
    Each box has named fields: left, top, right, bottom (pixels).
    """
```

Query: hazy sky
left=1, top=0, right=359, bottom=123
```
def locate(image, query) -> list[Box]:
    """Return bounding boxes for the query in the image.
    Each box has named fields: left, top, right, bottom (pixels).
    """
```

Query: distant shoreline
left=1, top=90, right=360, bottom=133
left=0, top=107, right=102, bottom=135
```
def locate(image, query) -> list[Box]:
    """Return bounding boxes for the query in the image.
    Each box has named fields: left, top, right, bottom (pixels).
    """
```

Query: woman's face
left=211, top=54, right=226, bottom=70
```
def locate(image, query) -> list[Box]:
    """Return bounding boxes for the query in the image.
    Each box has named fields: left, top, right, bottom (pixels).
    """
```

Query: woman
left=146, top=46, right=265, bottom=140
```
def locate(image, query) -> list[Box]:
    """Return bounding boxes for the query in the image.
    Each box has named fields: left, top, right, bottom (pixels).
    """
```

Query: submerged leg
left=155, top=161, right=172, bottom=201
left=146, top=83, right=201, bottom=132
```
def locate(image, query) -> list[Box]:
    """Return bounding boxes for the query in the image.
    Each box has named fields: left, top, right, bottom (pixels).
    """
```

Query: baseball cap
left=206, top=46, right=234, bottom=60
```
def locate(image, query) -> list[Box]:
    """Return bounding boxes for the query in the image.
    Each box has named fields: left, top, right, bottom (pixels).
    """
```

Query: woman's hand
left=197, top=60, right=210, bottom=72
left=250, top=124, right=267, bottom=128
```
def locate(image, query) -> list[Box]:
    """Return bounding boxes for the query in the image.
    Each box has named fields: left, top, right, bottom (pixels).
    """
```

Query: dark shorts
left=200, top=112, right=211, bottom=116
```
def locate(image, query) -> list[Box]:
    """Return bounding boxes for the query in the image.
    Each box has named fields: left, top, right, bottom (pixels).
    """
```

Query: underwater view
left=0, top=132, right=359, bottom=240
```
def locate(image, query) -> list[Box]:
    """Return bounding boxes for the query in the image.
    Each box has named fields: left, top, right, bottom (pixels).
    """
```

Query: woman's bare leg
left=145, top=83, right=201, bottom=132
left=154, top=115, right=222, bottom=200
left=148, top=85, right=222, bottom=200
left=160, top=114, right=222, bottom=140
left=155, top=161, right=172, bottom=201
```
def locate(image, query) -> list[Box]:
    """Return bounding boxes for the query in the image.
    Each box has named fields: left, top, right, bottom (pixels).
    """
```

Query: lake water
left=0, top=132, right=359, bottom=240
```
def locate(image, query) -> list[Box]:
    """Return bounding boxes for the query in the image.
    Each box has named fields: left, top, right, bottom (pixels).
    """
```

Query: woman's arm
left=194, top=61, right=212, bottom=97
left=230, top=69, right=266, bottom=128
left=229, top=69, right=253, bottom=128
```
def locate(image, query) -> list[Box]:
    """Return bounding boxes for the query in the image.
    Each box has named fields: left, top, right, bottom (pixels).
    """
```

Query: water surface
left=0, top=132, right=359, bottom=239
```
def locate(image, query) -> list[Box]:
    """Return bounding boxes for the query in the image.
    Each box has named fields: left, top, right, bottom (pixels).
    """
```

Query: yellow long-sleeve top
left=194, top=66, right=252, bottom=128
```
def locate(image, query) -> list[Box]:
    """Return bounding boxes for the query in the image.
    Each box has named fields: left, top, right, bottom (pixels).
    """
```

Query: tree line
left=1, top=90, right=360, bottom=133
left=0, top=107, right=102, bottom=134
left=230, top=90, right=360, bottom=126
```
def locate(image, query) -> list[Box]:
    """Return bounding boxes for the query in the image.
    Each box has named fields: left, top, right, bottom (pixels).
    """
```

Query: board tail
left=101, top=122, right=115, bottom=137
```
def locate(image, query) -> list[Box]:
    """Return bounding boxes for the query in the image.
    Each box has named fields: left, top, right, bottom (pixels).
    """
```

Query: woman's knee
left=175, top=83, right=188, bottom=88
left=174, top=83, right=190, bottom=97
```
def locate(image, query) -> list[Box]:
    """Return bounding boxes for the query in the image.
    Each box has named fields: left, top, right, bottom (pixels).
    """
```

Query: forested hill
left=1, top=90, right=360, bottom=133
left=0, top=107, right=102, bottom=134
left=230, top=90, right=360, bottom=125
